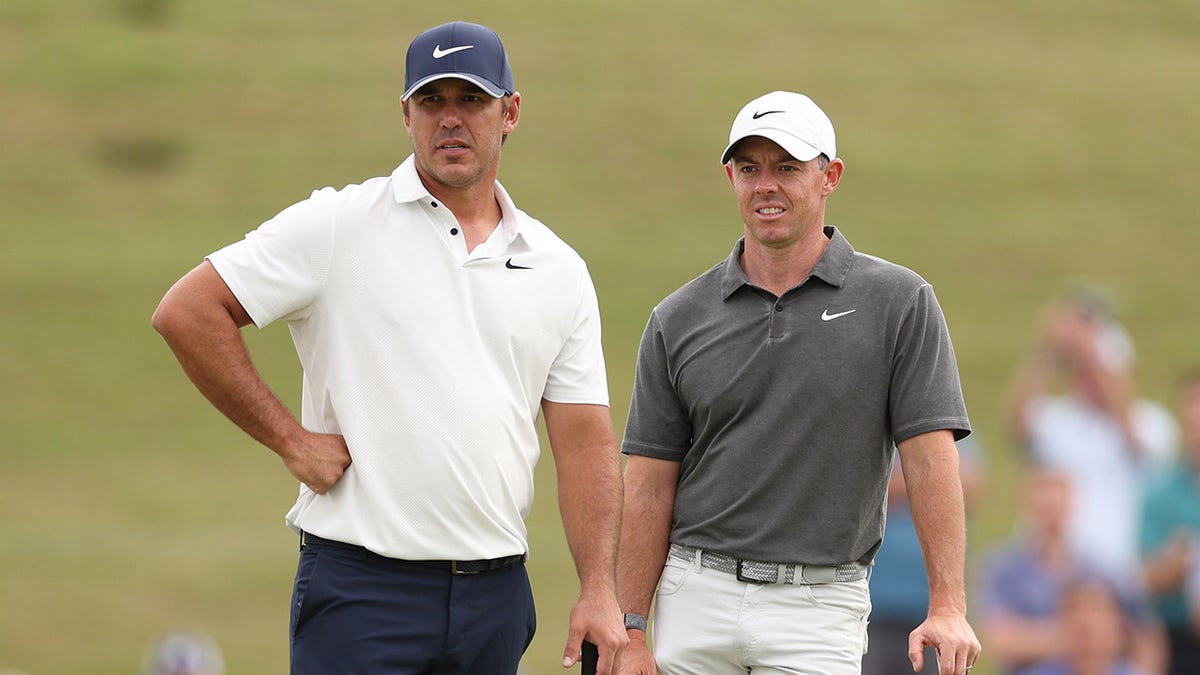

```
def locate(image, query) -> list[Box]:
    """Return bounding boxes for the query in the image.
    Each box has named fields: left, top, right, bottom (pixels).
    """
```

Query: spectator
left=1021, top=578, right=1151, bottom=675
left=1009, top=284, right=1177, bottom=586
left=863, top=435, right=985, bottom=675
left=141, top=631, right=224, bottom=675
left=978, top=465, right=1165, bottom=674
left=1140, top=370, right=1200, bottom=673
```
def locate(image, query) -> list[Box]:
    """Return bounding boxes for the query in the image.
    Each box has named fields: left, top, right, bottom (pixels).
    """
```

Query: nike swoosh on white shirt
left=433, top=44, right=475, bottom=58
left=821, top=309, right=857, bottom=321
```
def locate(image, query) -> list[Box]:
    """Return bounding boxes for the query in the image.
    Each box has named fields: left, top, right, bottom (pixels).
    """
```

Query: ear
left=503, top=92, right=522, bottom=135
left=401, top=97, right=412, bottom=136
left=724, top=161, right=735, bottom=186
left=822, top=158, right=845, bottom=196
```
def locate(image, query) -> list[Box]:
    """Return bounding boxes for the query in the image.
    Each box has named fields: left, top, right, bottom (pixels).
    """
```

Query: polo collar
left=720, top=225, right=855, bottom=299
left=390, top=154, right=525, bottom=247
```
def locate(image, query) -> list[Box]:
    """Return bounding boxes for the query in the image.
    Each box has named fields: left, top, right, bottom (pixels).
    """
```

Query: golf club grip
left=581, top=640, right=599, bottom=675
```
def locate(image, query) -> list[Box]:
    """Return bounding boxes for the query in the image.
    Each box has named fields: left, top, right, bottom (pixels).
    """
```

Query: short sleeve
left=541, top=264, right=609, bottom=406
left=206, top=189, right=336, bottom=328
left=622, top=311, right=691, bottom=461
left=888, top=284, right=970, bottom=444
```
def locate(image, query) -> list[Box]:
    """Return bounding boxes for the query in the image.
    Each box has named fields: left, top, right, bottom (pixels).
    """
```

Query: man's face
left=1026, top=468, right=1072, bottom=539
left=724, top=136, right=841, bottom=250
left=403, top=79, right=519, bottom=192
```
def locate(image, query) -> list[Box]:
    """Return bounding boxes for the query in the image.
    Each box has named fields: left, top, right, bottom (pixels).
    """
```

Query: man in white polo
left=153, top=20, right=626, bottom=675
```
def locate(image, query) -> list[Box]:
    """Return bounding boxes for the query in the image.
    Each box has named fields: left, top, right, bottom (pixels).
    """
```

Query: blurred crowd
left=867, top=282, right=1200, bottom=675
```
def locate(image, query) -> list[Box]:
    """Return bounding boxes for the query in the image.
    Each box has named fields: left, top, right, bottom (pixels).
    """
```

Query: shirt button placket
left=769, top=300, right=785, bottom=339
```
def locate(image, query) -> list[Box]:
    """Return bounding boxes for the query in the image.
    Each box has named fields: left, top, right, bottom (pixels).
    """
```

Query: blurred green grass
left=2, top=0, right=1198, bottom=672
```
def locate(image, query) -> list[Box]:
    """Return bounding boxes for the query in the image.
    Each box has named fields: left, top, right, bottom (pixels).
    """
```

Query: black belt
left=300, top=531, right=526, bottom=576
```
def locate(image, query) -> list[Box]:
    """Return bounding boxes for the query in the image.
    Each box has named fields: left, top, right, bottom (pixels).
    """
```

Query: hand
left=1162, top=532, right=1195, bottom=586
left=280, top=431, right=351, bottom=494
left=908, top=610, right=980, bottom=674
left=616, top=632, right=657, bottom=675
left=561, top=593, right=627, bottom=674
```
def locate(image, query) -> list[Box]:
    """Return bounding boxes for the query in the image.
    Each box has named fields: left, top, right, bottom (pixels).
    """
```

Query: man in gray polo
left=615, top=91, right=981, bottom=675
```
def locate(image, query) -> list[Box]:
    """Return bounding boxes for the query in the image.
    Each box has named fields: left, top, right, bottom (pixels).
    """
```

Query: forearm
left=153, top=263, right=304, bottom=458
left=617, top=456, right=678, bottom=618
left=169, top=323, right=300, bottom=454
left=544, top=402, right=623, bottom=594
left=558, top=454, right=623, bottom=592
left=899, top=431, right=969, bottom=614
left=1008, top=349, right=1054, bottom=447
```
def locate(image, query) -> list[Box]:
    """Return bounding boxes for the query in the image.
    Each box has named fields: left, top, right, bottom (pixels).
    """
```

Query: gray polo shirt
left=622, top=226, right=970, bottom=566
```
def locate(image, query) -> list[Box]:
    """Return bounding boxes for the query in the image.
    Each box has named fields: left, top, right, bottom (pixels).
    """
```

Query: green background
left=2, top=1, right=1198, bottom=673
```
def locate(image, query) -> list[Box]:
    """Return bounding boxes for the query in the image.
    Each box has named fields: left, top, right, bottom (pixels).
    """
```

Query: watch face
left=623, top=613, right=647, bottom=631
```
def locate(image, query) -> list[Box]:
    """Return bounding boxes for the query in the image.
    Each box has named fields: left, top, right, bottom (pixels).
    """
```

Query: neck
left=740, top=227, right=830, bottom=297
left=420, top=173, right=503, bottom=252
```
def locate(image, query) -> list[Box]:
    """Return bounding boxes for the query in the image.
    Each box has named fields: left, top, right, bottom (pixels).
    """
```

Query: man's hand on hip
left=281, top=431, right=351, bottom=494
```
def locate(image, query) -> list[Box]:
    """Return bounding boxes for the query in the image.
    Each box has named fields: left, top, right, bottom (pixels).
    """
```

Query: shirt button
left=775, top=304, right=784, bottom=312
left=431, top=201, right=439, bottom=208
left=450, top=227, right=459, bottom=236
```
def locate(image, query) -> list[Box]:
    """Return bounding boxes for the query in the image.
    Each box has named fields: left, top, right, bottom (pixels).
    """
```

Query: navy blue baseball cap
left=402, top=21, right=514, bottom=102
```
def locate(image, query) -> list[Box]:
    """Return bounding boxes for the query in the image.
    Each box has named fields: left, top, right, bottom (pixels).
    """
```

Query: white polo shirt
left=207, top=155, right=609, bottom=560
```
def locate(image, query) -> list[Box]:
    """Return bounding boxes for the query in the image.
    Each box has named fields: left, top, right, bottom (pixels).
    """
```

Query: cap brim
left=720, top=129, right=823, bottom=165
left=402, top=73, right=508, bottom=101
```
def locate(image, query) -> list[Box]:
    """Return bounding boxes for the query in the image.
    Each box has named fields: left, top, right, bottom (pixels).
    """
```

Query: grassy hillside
left=2, top=0, right=1198, bottom=672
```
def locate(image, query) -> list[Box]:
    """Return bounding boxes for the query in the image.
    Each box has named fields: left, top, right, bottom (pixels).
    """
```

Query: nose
left=753, top=171, right=778, bottom=195
left=440, top=100, right=462, bottom=128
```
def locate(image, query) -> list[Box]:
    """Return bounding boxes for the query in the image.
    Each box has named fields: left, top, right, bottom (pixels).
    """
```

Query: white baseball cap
left=720, top=91, right=836, bottom=165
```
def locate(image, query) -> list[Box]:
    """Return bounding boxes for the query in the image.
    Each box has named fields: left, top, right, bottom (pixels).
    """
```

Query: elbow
left=150, top=300, right=172, bottom=338
left=151, top=292, right=185, bottom=339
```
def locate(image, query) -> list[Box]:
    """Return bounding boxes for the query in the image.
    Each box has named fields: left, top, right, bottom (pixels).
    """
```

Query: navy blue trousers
left=290, top=537, right=536, bottom=675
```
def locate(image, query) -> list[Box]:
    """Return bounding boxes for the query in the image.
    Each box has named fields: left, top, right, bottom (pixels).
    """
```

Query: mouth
left=755, top=205, right=786, bottom=217
left=435, top=138, right=471, bottom=154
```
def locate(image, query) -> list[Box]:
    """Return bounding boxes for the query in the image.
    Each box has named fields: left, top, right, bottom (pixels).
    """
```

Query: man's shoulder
left=512, top=209, right=573, bottom=249
left=319, top=173, right=394, bottom=202
left=847, top=249, right=929, bottom=290
left=508, top=212, right=594, bottom=281
left=293, top=174, right=396, bottom=220
left=653, top=259, right=727, bottom=316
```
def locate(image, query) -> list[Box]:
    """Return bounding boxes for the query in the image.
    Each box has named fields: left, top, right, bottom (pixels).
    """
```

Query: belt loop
left=783, top=563, right=797, bottom=585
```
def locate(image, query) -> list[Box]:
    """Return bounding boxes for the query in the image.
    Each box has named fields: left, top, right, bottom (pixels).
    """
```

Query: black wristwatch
left=623, top=612, right=648, bottom=632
